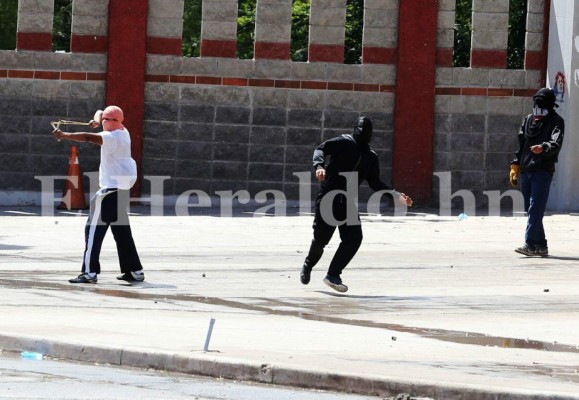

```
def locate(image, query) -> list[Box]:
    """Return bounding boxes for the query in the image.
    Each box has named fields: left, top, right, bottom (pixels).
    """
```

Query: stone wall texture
left=0, top=0, right=548, bottom=207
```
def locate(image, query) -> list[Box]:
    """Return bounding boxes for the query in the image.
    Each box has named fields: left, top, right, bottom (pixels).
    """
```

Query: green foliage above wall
left=53, top=0, right=72, bottom=52
left=508, top=0, right=528, bottom=69
left=0, top=0, right=17, bottom=50
left=291, top=0, right=310, bottom=62
left=237, top=0, right=256, bottom=59
left=453, top=0, right=472, bottom=67
left=344, top=0, right=363, bottom=64
left=453, top=0, right=528, bottom=69
left=183, top=0, right=202, bottom=57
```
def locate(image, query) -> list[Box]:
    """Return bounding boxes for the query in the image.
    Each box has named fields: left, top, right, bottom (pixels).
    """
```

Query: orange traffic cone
left=57, top=146, right=88, bottom=210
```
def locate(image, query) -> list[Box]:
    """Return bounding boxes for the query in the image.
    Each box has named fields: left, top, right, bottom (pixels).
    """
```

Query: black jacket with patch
left=512, top=111, right=564, bottom=174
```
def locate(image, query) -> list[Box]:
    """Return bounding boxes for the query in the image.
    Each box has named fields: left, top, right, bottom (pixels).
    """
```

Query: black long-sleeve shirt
left=313, top=134, right=392, bottom=193
left=512, top=112, right=564, bottom=173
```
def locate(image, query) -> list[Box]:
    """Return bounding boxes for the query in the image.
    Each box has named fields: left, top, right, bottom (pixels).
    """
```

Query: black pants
left=304, top=192, right=362, bottom=277
left=81, top=188, right=142, bottom=275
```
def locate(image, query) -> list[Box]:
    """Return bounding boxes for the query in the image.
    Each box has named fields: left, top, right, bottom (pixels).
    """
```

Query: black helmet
left=353, top=116, right=373, bottom=145
left=533, top=88, right=558, bottom=109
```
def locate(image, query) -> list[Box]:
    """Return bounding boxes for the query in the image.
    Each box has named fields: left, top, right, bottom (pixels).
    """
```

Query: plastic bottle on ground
left=20, top=351, right=43, bottom=360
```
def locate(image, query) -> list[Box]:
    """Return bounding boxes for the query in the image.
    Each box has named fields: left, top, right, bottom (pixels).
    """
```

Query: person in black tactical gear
left=300, top=116, right=413, bottom=292
left=510, top=88, right=564, bottom=257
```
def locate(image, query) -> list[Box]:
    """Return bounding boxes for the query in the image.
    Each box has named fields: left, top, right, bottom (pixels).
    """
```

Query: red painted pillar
left=106, top=0, right=148, bottom=196
left=392, top=0, right=438, bottom=206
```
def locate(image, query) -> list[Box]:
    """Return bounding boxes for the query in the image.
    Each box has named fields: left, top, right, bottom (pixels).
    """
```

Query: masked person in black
left=510, top=88, right=564, bottom=257
left=300, top=116, right=413, bottom=292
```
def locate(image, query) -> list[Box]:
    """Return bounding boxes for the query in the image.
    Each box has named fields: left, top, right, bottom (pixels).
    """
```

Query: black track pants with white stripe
left=81, top=188, right=143, bottom=275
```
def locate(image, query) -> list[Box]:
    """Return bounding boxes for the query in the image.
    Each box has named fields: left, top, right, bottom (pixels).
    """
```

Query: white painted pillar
left=546, top=1, right=579, bottom=211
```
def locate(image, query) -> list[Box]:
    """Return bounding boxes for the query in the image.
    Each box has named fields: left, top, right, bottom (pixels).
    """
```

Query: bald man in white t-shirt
left=53, top=106, right=145, bottom=284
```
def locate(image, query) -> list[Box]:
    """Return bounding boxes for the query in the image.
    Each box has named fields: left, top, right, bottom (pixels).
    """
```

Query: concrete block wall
left=0, top=66, right=105, bottom=197
left=1, top=0, right=107, bottom=201
left=433, top=0, right=547, bottom=208
left=0, top=0, right=550, bottom=208
left=143, top=0, right=397, bottom=201
left=143, top=56, right=395, bottom=201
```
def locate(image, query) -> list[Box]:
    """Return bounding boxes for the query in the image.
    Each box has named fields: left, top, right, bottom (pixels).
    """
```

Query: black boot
left=300, top=263, right=312, bottom=285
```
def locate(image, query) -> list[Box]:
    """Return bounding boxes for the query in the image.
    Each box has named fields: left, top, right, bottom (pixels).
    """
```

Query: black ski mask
left=353, top=116, right=373, bottom=146
left=532, top=88, right=558, bottom=117
left=528, top=88, right=558, bottom=138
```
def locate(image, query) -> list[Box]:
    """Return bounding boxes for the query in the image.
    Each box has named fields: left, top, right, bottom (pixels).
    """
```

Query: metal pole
left=203, top=318, right=216, bottom=352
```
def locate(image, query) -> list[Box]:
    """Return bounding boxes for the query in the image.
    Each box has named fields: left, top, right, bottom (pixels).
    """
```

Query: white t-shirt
left=99, top=128, right=137, bottom=190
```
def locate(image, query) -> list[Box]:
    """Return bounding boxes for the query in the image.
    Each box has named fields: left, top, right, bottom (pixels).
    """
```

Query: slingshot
left=51, top=120, right=93, bottom=142
left=51, top=110, right=103, bottom=131
left=50, top=119, right=92, bottom=131
left=51, top=110, right=102, bottom=141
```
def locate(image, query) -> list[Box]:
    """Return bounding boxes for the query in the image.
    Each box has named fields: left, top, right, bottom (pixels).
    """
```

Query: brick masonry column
left=106, top=0, right=148, bottom=196
left=436, top=0, right=455, bottom=67
left=470, top=0, right=509, bottom=68
left=148, top=0, right=184, bottom=55
left=308, top=0, right=347, bottom=62
left=525, top=0, right=549, bottom=84
left=200, top=0, right=239, bottom=57
left=16, top=0, right=54, bottom=51
left=71, top=0, right=109, bottom=53
left=362, top=0, right=398, bottom=64
left=254, top=0, right=292, bottom=60
left=392, top=0, right=438, bottom=205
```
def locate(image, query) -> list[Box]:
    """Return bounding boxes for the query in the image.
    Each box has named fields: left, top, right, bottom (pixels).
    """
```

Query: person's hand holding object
left=398, top=193, right=413, bottom=207
left=53, top=128, right=63, bottom=141
left=509, top=164, right=520, bottom=188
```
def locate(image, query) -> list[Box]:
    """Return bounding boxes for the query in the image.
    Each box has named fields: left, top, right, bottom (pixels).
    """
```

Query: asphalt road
left=1, top=207, right=579, bottom=399
left=0, top=352, right=390, bottom=400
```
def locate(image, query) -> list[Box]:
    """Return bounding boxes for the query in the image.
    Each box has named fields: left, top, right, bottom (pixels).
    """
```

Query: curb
left=0, top=333, right=576, bottom=400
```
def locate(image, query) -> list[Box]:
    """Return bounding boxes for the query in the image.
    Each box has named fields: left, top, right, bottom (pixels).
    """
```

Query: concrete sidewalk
left=1, top=207, right=579, bottom=399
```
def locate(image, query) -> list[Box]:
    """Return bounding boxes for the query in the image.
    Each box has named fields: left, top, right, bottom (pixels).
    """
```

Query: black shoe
left=116, top=271, right=145, bottom=282
left=535, top=247, right=549, bottom=257
left=300, top=265, right=312, bottom=285
left=69, top=273, right=97, bottom=284
left=323, top=275, right=348, bottom=293
left=515, top=244, right=537, bottom=257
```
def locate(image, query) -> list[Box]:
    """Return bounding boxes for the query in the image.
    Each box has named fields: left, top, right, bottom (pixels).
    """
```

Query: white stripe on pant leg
left=83, top=189, right=109, bottom=273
